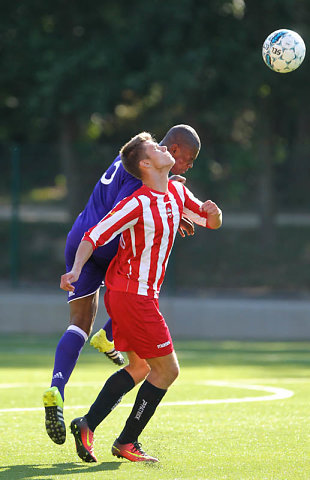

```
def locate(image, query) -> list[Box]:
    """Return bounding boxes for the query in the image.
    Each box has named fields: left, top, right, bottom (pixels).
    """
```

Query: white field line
left=0, top=381, right=293, bottom=413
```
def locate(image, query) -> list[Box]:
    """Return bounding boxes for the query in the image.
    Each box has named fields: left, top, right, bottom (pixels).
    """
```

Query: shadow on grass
left=0, top=461, right=121, bottom=479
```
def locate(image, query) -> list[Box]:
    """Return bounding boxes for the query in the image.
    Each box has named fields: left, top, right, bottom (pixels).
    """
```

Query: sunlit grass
left=1, top=335, right=310, bottom=479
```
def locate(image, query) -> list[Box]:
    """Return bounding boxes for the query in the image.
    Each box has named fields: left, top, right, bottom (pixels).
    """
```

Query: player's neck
left=142, top=170, right=169, bottom=193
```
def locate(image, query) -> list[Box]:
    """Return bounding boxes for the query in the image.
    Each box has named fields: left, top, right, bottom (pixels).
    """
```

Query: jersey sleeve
left=82, top=196, right=141, bottom=249
left=172, top=181, right=209, bottom=228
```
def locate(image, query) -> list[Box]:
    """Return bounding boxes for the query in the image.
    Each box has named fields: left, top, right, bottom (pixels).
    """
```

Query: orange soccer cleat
left=70, top=416, right=97, bottom=463
left=111, top=439, right=159, bottom=462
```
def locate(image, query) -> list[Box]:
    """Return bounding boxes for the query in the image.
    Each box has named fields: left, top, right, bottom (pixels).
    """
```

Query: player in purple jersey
left=42, top=124, right=201, bottom=446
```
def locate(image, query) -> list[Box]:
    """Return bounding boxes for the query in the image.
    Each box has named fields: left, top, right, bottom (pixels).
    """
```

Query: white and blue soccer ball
left=262, top=29, right=306, bottom=73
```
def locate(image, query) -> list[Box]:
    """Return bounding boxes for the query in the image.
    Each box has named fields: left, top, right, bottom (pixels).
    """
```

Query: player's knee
left=69, top=311, right=93, bottom=336
left=70, top=319, right=91, bottom=336
left=139, top=363, right=151, bottom=382
left=172, top=362, right=180, bottom=380
left=69, top=295, right=98, bottom=336
left=136, top=362, right=151, bottom=381
left=151, top=362, right=179, bottom=387
left=167, top=363, right=179, bottom=384
left=126, top=360, right=150, bottom=384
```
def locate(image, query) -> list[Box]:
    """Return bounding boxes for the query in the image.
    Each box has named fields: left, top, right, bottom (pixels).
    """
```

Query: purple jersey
left=66, top=155, right=142, bottom=267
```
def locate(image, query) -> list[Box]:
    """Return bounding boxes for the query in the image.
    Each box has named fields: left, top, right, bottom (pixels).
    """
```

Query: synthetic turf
left=1, top=335, right=310, bottom=480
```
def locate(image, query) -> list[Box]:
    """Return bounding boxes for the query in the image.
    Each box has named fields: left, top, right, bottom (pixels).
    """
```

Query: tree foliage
left=1, top=0, right=309, bottom=214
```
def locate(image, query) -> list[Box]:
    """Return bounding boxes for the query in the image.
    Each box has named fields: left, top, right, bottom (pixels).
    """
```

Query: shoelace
left=132, top=442, right=145, bottom=454
left=105, top=349, right=119, bottom=359
left=104, top=350, right=124, bottom=365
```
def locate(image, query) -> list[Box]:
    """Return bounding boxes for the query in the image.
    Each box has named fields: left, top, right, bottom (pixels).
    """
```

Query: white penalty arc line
left=0, top=381, right=293, bottom=413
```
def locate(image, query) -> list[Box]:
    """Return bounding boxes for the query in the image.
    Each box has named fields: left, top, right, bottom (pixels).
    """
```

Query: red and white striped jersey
left=83, top=180, right=210, bottom=298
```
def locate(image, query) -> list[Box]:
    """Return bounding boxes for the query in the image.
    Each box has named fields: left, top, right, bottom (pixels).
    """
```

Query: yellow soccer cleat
left=90, top=329, right=125, bottom=365
left=90, top=328, right=114, bottom=352
left=43, top=386, right=66, bottom=444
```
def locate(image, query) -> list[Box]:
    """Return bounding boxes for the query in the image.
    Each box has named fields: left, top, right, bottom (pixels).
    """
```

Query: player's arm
left=86, top=196, right=140, bottom=248
left=175, top=182, right=222, bottom=229
left=60, top=241, right=93, bottom=292
left=199, top=200, right=222, bottom=229
left=168, top=175, right=195, bottom=236
left=60, top=196, right=141, bottom=292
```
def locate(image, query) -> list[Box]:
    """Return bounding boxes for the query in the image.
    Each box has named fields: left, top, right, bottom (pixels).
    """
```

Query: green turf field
left=1, top=335, right=310, bottom=480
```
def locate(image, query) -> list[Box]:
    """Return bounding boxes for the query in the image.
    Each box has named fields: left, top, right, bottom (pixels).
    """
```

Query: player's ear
left=169, top=144, right=179, bottom=156
left=140, top=159, right=151, bottom=169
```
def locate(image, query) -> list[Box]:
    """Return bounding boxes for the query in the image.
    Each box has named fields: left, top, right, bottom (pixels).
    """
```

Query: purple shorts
left=65, top=239, right=110, bottom=303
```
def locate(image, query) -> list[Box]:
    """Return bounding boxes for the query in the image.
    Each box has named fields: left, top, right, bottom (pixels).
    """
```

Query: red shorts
left=104, top=290, right=174, bottom=359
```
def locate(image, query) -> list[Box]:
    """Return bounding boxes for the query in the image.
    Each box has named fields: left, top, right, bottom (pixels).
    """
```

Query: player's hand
left=200, top=200, right=222, bottom=229
left=200, top=200, right=221, bottom=215
left=178, top=217, right=195, bottom=237
left=170, top=174, right=186, bottom=184
left=60, top=271, right=79, bottom=292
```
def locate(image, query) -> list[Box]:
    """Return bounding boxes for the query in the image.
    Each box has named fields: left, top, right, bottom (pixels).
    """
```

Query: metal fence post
left=10, top=145, right=20, bottom=287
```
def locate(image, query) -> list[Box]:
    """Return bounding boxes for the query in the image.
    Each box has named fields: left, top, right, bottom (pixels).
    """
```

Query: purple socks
left=103, top=318, right=113, bottom=342
left=51, top=325, right=88, bottom=400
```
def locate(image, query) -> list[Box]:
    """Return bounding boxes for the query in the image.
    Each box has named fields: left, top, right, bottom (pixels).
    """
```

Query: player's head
left=120, top=132, right=175, bottom=180
left=160, top=124, right=201, bottom=175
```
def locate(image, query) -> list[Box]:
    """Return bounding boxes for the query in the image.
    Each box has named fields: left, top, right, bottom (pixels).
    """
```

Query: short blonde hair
left=120, top=132, right=155, bottom=179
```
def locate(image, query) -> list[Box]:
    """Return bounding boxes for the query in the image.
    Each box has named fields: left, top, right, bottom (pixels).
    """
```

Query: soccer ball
left=262, top=29, right=306, bottom=73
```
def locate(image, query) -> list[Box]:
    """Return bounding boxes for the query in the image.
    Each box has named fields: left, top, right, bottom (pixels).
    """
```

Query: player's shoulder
left=123, top=185, right=152, bottom=209
left=130, top=184, right=148, bottom=200
left=169, top=179, right=186, bottom=194
left=100, top=154, right=125, bottom=184
left=112, top=187, right=143, bottom=216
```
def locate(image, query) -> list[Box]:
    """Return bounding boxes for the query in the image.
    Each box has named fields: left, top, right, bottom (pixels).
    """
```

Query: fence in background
left=2, top=143, right=310, bottom=294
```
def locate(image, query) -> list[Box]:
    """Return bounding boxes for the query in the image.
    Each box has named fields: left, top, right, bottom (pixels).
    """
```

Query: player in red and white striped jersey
left=83, top=179, right=214, bottom=299
left=61, top=132, right=222, bottom=463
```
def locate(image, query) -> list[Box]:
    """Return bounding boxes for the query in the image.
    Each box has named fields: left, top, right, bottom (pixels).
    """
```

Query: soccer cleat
left=70, top=416, right=97, bottom=463
left=111, top=440, right=159, bottom=462
left=43, top=386, right=66, bottom=445
left=104, top=350, right=125, bottom=366
left=90, top=329, right=125, bottom=366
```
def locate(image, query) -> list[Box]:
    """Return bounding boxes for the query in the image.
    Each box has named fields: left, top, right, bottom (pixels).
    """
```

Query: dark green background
left=1, top=1, right=309, bottom=292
